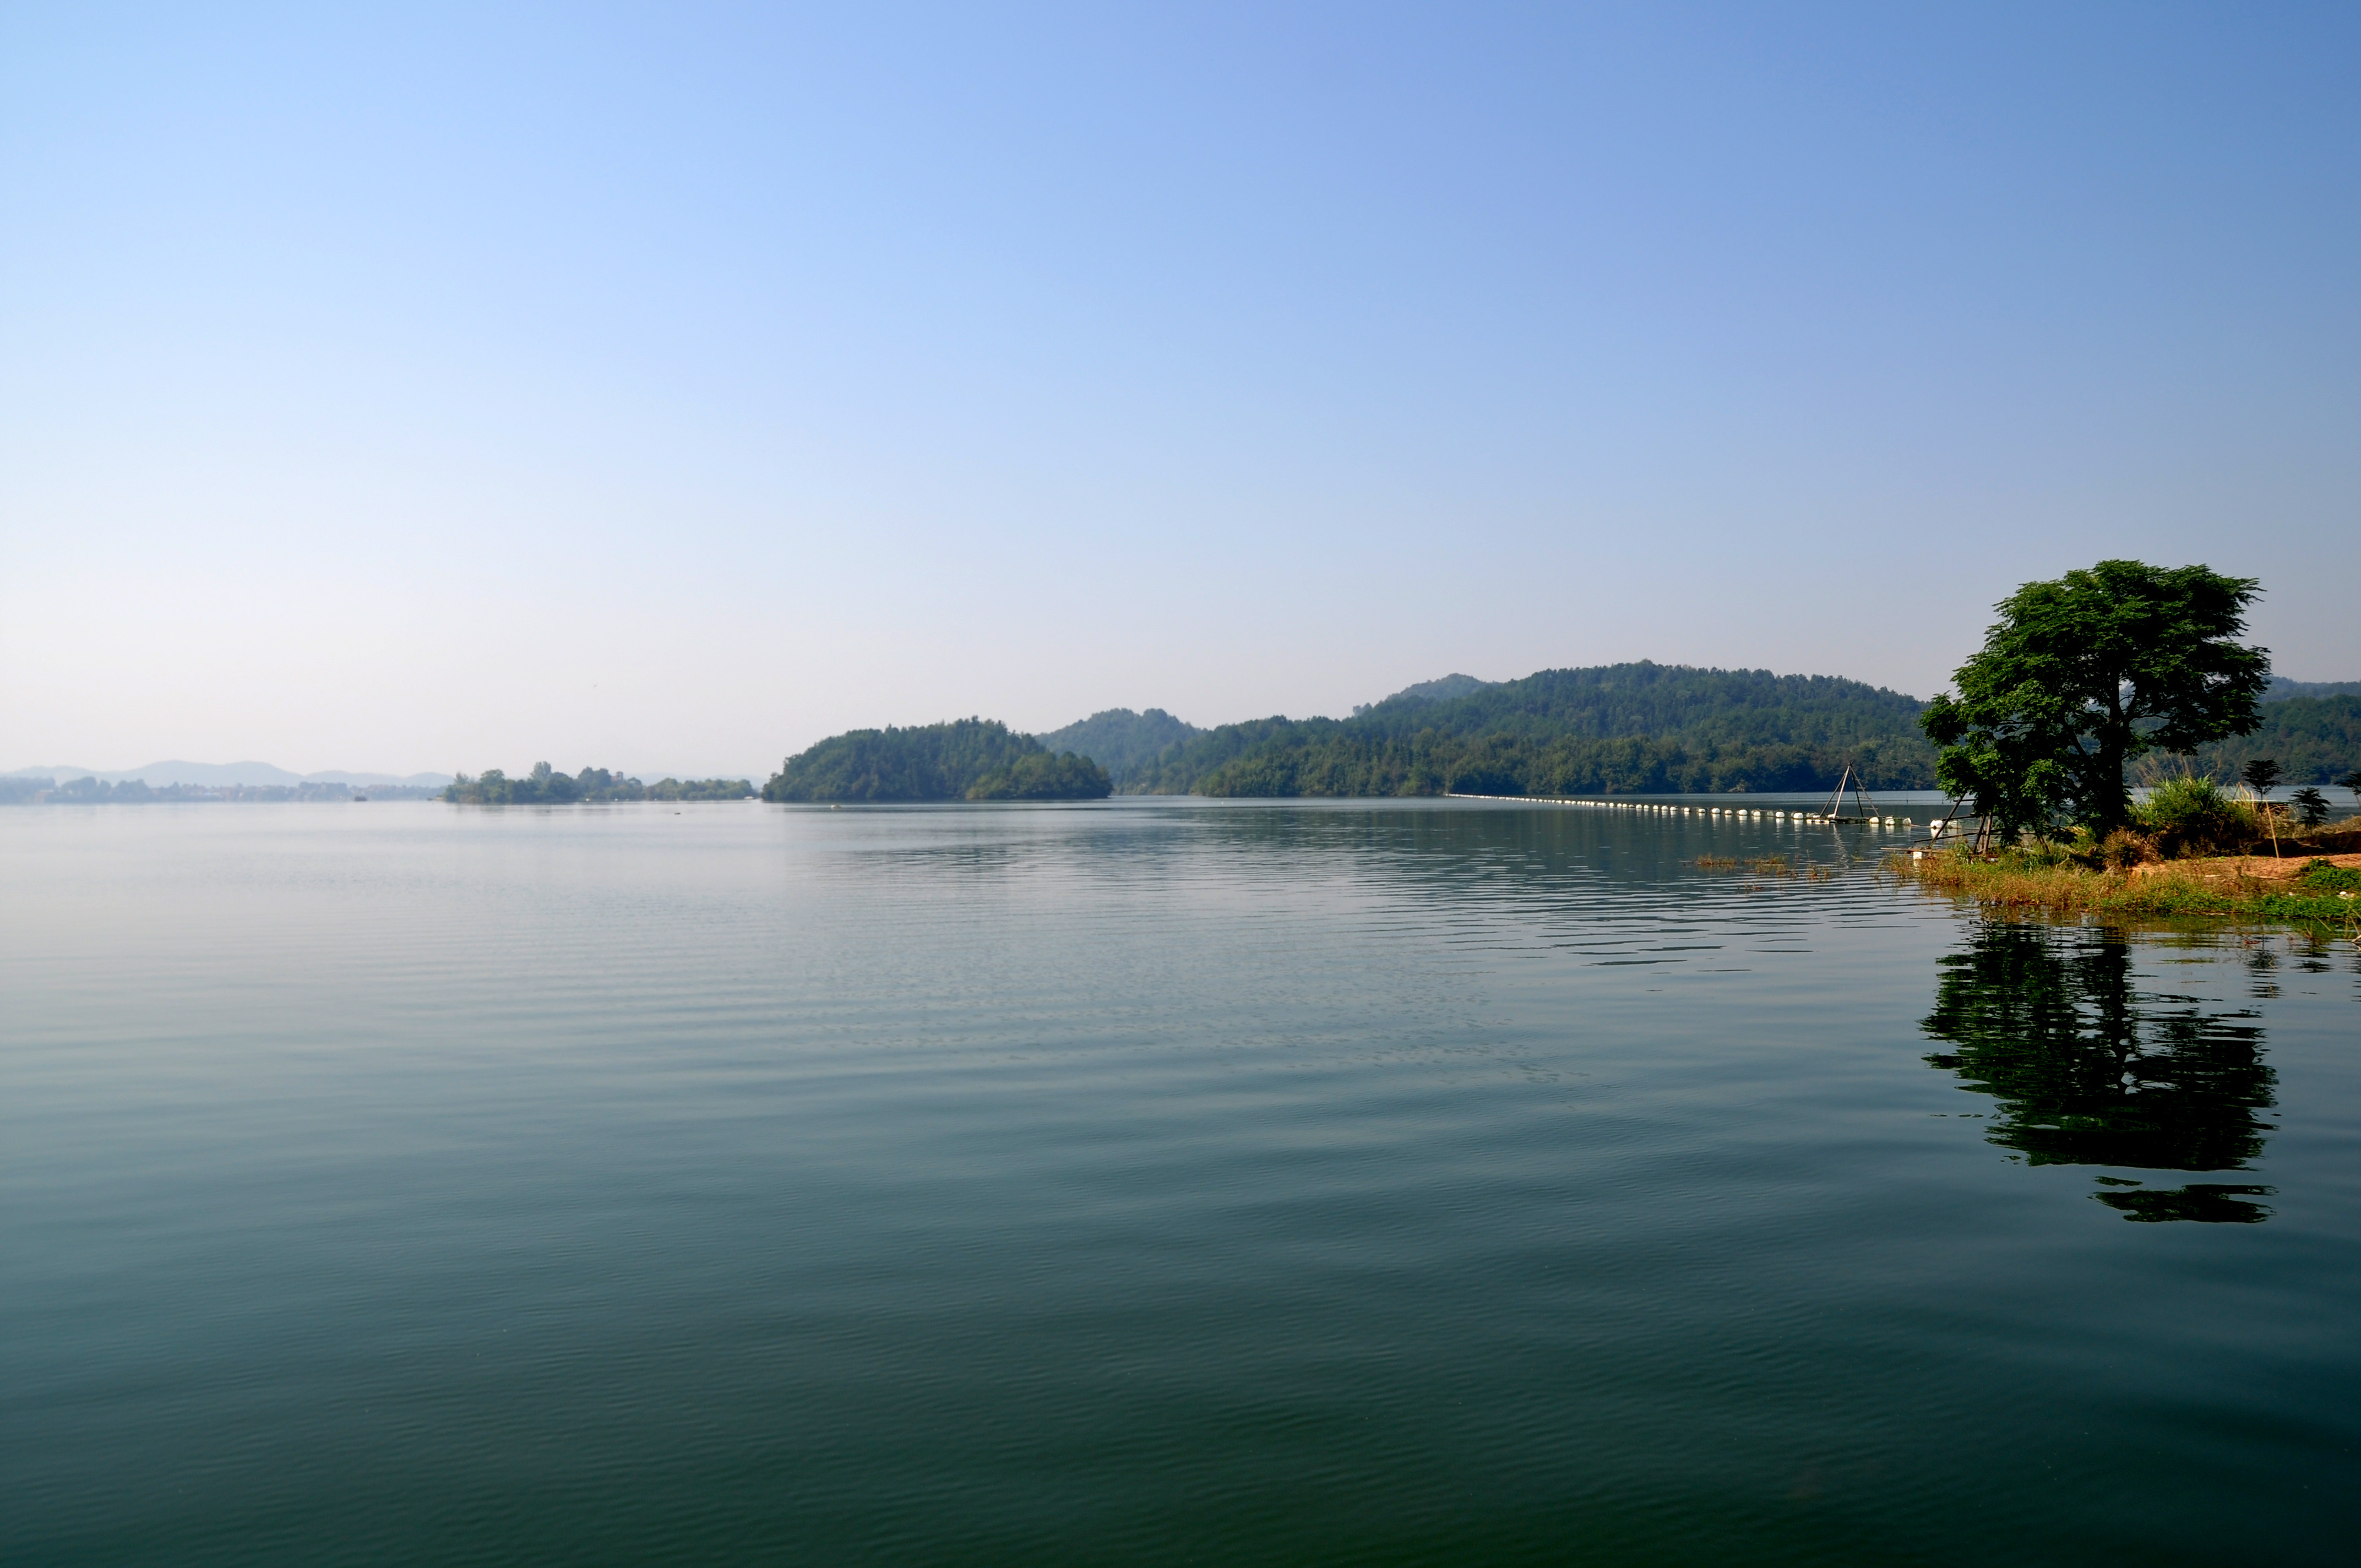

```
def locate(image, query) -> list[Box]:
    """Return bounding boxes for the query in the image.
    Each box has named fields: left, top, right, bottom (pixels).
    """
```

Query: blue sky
left=4, top=2, right=2355, bottom=777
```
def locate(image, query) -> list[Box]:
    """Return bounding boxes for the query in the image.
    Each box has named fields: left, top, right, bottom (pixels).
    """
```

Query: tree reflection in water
left=1921, top=922, right=2276, bottom=1222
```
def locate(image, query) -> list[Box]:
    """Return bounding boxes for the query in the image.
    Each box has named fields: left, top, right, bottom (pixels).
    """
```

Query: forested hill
left=1031, top=709, right=1203, bottom=786
left=2191, top=695, right=2361, bottom=784
left=2265, top=677, right=2361, bottom=701
left=763, top=719, right=1111, bottom=802
left=1121, top=663, right=1938, bottom=797
left=1351, top=673, right=1494, bottom=714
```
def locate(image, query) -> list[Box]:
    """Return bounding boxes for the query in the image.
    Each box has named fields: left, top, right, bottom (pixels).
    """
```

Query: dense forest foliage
left=966, top=752, right=1115, bottom=800
left=1031, top=708, right=1203, bottom=786
left=444, top=764, right=753, bottom=803
left=2189, top=695, right=2361, bottom=784
left=762, top=719, right=1111, bottom=802
left=1119, top=662, right=1940, bottom=797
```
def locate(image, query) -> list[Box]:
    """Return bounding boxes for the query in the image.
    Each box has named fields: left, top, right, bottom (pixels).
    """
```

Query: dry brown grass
left=1695, top=853, right=1836, bottom=882
left=2131, top=851, right=2361, bottom=887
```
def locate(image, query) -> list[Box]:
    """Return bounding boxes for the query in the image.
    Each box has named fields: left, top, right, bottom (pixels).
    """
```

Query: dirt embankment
left=2131, top=851, right=2361, bottom=886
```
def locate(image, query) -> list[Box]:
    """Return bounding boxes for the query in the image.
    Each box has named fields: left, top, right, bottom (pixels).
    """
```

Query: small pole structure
left=1821, top=765, right=1880, bottom=823
left=1822, top=765, right=1852, bottom=821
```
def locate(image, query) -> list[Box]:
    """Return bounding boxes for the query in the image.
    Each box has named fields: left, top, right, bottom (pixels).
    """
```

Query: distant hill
left=2265, top=677, right=2361, bottom=701
left=1352, top=673, right=1495, bottom=715
left=2191, top=694, right=2361, bottom=784
left=1031, top=709, right=1203, bottom=786
left=763, top=719, right=1111, bottom=803
left=4, top=760, right=453, bottom=787
left=1124, top=662, right=1937, bottom=796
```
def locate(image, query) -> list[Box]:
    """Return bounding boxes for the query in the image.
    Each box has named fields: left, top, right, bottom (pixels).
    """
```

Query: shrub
left=1999, top=840, right=2076, bottom=870
left=2297, top=858, right=2361, bottom=894
left=2134, top=776, right=2258, bottom=858
left=2096, top=828, right=2155, bottom=869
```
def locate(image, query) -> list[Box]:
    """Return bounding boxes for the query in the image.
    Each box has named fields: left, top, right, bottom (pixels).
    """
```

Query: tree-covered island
left=758, top=657, right=2358, bottom=810
left=761, top=719, right=1112, bottom=803
left=444, top=764, right=753, bottom=803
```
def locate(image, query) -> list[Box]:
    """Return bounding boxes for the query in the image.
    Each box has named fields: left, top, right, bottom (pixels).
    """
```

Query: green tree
left=2239, top=758, right=2283, bottom=795
left=2288, top=786, right=2329, bottom=827
left=1920, top=562, right=2271, bottom=840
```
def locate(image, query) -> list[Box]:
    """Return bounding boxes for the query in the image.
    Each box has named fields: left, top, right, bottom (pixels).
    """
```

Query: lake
left=4, top=798, right=2355, bottom=1565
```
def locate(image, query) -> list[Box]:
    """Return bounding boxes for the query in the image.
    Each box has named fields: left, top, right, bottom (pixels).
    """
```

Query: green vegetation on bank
left=1898, top=775, right=2361, bottom=930
left=1031, top=709, right=1202, bottom=787
left=761, top=719, right=1111, bottom=803
left=1120, top=662, right=1937, bottom=797
left=1892, top=558, right=2361, bottom=935
left=1902, top=845, right=2361, bottom=929
left=444, top=764, right=752, bottom=803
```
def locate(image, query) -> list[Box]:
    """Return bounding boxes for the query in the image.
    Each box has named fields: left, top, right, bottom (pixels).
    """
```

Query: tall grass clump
left=2132, top=775, right=2258, bottom=859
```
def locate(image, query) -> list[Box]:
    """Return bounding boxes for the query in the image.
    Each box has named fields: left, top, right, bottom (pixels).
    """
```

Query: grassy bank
left=1896, top=843, right=2361, bottom=932
left=1891, top=774, right=2361, bottom=934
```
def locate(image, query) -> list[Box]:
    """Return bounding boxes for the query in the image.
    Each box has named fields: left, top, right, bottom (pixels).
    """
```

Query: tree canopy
left=965, top=751, right=1114, bottom=801
left=761, top=719, right=1111, bottom=802
left=1920, top=561, right=2271, bottom=838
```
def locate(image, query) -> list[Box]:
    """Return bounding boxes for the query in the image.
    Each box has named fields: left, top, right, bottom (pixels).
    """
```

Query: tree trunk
left=2096, top=735, right=2127, bottom=835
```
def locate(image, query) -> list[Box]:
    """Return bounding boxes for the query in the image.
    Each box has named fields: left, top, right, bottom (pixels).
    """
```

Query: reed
left=1694, top=853, right=1836, bottom=881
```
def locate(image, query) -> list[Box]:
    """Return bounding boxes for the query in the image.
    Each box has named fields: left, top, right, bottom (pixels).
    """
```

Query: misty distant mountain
left=299, top=769, right=457, bottom=787
left=1031, top=709, right=1204, bottom=787
left=3, top=760, right=454, bottom=787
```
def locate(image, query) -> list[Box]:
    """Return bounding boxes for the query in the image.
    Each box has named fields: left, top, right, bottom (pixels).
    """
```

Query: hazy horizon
left=13, top=656, right=2361, bottom=788
left=6, top=4, right=2357, bottom=777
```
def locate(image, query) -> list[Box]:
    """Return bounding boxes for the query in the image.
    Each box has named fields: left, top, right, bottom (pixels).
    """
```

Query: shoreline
left=1893, top=843, right=2361, bottom=935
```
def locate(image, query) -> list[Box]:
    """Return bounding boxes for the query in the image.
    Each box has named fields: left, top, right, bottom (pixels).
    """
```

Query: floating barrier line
left=1439, top=791, right=1931, bottom=829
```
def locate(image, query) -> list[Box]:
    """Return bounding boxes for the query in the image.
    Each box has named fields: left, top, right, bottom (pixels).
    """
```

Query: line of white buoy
left=1443, top=792, right=1918, bottom=829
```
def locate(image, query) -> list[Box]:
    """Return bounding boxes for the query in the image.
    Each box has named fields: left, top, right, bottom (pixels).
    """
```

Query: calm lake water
left=5, top=799, right=2356, bottom=1565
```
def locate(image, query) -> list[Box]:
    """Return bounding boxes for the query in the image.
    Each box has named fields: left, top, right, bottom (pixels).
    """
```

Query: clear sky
left=4, top=2, right=2355, bottom=778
